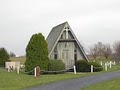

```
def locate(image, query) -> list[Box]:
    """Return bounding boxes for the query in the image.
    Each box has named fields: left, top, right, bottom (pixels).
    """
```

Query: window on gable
left=61, top=34, right=63, bottom=39
left=54, top=53, right=57, bottom=59
left=54, top=45, right=58, bottom=59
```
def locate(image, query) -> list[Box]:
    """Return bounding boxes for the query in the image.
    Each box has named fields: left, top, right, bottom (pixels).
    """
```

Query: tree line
left=88, top=41, right=120, bottom=60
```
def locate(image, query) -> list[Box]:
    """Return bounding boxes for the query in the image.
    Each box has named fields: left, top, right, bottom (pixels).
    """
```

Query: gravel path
left=25, top=70, right=120, bottom=90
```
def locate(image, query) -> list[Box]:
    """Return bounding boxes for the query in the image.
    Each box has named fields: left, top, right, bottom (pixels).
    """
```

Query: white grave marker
left=91, top=65, right=93, bottom=73
left=74, top=65, right=76, bottom=74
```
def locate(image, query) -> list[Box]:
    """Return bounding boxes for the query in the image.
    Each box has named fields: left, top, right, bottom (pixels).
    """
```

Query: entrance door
left=62, top=49, right=70, bottom=68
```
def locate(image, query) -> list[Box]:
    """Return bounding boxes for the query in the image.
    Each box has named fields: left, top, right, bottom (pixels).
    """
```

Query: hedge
left=75, top=60, right=103, bottom=72
left=48, top=59, right=65, bottom=71
left=75, top=60, right=90, bottom=72
left=89, top=62, right=103, bottom=72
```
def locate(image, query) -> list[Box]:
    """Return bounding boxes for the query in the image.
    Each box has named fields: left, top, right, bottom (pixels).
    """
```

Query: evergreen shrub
left=89, top=62, right=103, bottom=72
left=76, top=60, right=90, bottom=72
left=75, top=60, right=103, bottom=72
left=0, top=48, right=9, bottom=66
left=25, top=33, right=49, bottom=74
left=48, top=59, right=65, bottom=71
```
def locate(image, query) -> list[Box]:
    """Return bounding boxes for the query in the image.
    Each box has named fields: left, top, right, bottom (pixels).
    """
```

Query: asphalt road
left=25, top=70, right=120, bottom=90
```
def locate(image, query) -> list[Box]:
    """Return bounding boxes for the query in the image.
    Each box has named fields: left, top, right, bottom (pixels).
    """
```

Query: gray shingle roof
left=46, top=22, right=67, bottom=54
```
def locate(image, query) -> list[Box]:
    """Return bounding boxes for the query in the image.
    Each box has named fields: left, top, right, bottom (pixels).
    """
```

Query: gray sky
left=0, top=0, right=120, bottom=56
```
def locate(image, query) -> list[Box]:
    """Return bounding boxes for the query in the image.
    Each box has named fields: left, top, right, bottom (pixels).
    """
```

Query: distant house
left=46, top=22, right=89, bottom=69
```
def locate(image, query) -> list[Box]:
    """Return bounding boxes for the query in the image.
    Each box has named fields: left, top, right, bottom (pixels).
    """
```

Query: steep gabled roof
left=46, top=22, right=66, bottom=54
left=46, top=22, right=89, bottom=61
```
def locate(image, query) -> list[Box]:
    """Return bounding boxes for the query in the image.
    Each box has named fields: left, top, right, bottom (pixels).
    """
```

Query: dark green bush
left=75, top=60, right=90, bottom=72
left=0, top=48, right=9, bottom=66
left=48, top=60, right=65, bottom=71
left=89, top=62, right=103, bottom=72
left=25, top=33, right=49, bottom=74
left=75, top=60, right=103, bottom=72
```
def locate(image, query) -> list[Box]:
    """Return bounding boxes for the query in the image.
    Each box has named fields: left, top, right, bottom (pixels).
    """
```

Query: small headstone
left=34, top=66, right=40, bottom=77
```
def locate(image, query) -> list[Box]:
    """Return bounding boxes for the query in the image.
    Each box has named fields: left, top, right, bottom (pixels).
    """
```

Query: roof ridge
left=52, top=21, right=68, bottom=29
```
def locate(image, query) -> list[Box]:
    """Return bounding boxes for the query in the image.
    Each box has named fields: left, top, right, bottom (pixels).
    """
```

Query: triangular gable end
left=66, top=23, right=89, bottom=61
left=48, top=22, right=75, bottom=57
left=46, top=22, right=89, bottom=68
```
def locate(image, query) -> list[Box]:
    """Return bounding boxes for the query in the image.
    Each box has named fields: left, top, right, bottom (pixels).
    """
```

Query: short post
left=74, top=65, right=76, bottom=74
left=17, top=67, right=20, bottom=74
left=8, top=66, right=10, bottom=72
left=106, top=61, right=109, bottom=65
left=34, top=66, right=40, bottom=77
left=34, top=67, right=36, bottom=77
left=100, top=61, right=102, bottom=66
left=91, top=65, right=93, bottom=73
left=114, top=61, right=116, bottom=65
left=110, top=61, right=112, bottom=68
left=105, top=63, right=107, bottom=71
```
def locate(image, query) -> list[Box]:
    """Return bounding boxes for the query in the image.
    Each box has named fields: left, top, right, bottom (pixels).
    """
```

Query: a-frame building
left=46, top=22, right=89, bottom=69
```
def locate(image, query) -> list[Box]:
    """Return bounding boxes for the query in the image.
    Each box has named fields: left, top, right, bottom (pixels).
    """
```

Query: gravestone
left=35, top=66, right=40, bottom=77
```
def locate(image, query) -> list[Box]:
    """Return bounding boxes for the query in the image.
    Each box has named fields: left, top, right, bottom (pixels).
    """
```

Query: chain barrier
left=20, top=68, right=34, bottom=74
left=41, top=67, right=74, bottom=73
left=93, top=66, right=103, bottom=69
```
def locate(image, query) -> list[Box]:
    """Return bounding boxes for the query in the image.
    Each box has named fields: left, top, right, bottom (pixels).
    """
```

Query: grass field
left=0, top=64, right=120, bottom=90
left=82, top=76, right=120, bottom=90
left=0, top=68, right=95, bottom=90
left=81, top=64, right=120, bottom=90
left=4, top=58, right=120, bottom=90
left=10, top=56, right=26, bottom=64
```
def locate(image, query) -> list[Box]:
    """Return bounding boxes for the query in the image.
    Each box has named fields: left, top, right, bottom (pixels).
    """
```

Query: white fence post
left=74, top=65, right=76, bottom=74
left=91, top=65, right=93, bottom=73
left=105, top=63, right=107, bottom=71
left=114, top=61, right=116, bottom=65
left=8, top=66, right=10, bottom=72
left=34, top=67, right=36, bottom=77
left=100, top=61, right=102, bottom=66
left=110, top=61, right=112, bottom=68
left=17, top=67, right=19, bottom=74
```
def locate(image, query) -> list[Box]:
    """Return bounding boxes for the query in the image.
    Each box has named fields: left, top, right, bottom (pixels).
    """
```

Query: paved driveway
left=25, top=70, right=120, bottom=90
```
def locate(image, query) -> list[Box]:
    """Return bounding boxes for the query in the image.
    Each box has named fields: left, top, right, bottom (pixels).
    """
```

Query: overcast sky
left=0, top=0, right=120, bottom=56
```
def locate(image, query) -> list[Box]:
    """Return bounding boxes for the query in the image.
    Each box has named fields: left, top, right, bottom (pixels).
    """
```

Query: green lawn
left=1, top=64, right=120, bottom=90
left=0, top=68, right=95, bottom=90
left=82, top=77, right=120, bottom=90
left=81, top=64, right=120, bottom=90
left=1, top=59, right=120, bottom=90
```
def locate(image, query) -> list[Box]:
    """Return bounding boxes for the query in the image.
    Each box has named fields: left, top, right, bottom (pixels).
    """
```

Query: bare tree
left=9, top=52, right=16, bottom=57
left=89, top=44, right=99, bottom=60
left=88, top=42, right=112, bottom=60
left=102, top=44, right=112, bottom=59
left=97, top=42, right=104, bottom=56
left=113, top=41, right=120, bottom=59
